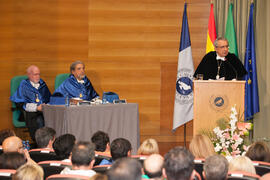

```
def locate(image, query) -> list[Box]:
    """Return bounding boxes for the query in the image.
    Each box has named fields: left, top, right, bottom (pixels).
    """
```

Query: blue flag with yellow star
left=244, top=3, right=259, bottom=120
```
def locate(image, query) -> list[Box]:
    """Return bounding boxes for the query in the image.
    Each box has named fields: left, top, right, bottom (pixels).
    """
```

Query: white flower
left=214, top=143, right=222, bottom=152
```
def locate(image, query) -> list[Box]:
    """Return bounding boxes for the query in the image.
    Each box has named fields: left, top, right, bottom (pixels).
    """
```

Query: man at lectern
left=10, top=65, right=51, bottom=141
left=53, top=61, right=99, bottom=101
left=194, top=37, right=247, bottom=80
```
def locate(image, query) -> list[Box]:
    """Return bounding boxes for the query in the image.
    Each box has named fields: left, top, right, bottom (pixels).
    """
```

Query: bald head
left=27, top=65, right=40, bottom=83
left=2, top=136, right=23, bottom=154
left=261, top=173, right=270, bottom=180
left=143, top=154, right=164, bottom=179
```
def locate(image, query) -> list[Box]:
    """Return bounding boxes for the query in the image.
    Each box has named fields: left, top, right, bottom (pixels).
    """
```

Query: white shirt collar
left=77, top=79, right=84, bottom=84
left=30, top=81, right=40, bottom=89
left=216, top=54, right=226, bottom=61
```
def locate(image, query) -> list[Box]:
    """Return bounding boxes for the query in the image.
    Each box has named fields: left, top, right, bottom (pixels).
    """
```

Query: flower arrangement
left=211, top=105, right=252, bottom=158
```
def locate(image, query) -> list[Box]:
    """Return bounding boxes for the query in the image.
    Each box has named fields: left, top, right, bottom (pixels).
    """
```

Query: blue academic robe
left=10, top=79, right=51, bottom=110
left=53, top=75, right=99, bottom=101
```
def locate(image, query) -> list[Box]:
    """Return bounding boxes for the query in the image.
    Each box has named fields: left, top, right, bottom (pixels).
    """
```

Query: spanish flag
left=206, top=3, right=216, bottom=53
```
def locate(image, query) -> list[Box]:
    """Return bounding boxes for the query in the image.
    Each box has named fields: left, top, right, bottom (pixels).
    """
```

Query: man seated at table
left=53, top=61, right=99, bottom=101
left=10, top=65, right=51, bottom=142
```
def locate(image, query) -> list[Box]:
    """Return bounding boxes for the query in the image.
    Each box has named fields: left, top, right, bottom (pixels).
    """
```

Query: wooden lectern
left=193, top=80, right=245, bottom=135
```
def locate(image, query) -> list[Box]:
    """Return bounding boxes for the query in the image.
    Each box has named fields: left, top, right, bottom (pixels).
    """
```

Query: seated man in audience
left=10, top=65, right=51, bottom=141
left=0, top=129, right=16, bottom=153
left=61, top=141, right=96, bottom=177
left=163, top=146, right=195, bottom=180
left=143, top=154, right=164, bottom=180
left=53, top=133, right=76, bottom=161
left=2, top=136, right=36, bottom=165
left=99, top=138, right=131, bottom=165
left=203, top=155, right=228, bottom=180
left=53, top=61, right=99, bottom=101
left=34, top=127, right=56, bottom=150
left=107, top=157, right=142, bottom=180
left=91, top=131, right=111, bottom=156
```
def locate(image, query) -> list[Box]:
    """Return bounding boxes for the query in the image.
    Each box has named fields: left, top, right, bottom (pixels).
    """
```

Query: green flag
left=225, top=3, right=238, bottom=57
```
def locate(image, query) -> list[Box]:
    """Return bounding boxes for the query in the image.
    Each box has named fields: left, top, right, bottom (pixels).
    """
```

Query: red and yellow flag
left=206, top=3, right=217, bottom=53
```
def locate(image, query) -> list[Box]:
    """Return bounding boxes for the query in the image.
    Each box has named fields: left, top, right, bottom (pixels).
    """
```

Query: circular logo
left=209, top=95, right=228, bottom=111
left=175, top=68, right=193, bottom=105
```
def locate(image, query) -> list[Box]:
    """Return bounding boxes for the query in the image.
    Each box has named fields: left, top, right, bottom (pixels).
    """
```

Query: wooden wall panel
left=0, top=0, right=209, bottom=154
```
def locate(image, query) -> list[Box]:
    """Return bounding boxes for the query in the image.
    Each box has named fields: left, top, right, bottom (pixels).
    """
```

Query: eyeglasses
left=217, top=45, right=229, bottom=49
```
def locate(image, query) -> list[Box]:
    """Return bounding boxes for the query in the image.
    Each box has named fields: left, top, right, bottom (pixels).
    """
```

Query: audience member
left=0, top=152, right=27, bottom=169
left=10, top=65, right=51, bottom=142
left=137, top=138, right=159, bottom=155
left=107, top=157, right=142, bottom=180
left=89, top=173, right=108, bottom=180
left=260, top=173, right=270, bottom=180
left=189, top=134, right=216, bottom=159
left=53, top=133, right=76, bottom=161
left=0, top=129, right=16, bottom=153
left=143, top=154, right=164, bottom=180
left=91, top=131, right=110, bottom=155
left=35, top=127, right=56, bottom=149
left=228, top=156, right=256, bottom=174
left=12, top=163, right=44, bottom=180
left=99, top=138, right=131, bottom=165
left=2, top=136, right=36, bottom=165
left=53, top=61, right=99, bottom=101
left=163, top=146, right=195, bottom=180
left=246, top=141, right=270, bottom=162
left=203, top=155, right=228, bottom=180
left=61, top=141, right=96, bottom=177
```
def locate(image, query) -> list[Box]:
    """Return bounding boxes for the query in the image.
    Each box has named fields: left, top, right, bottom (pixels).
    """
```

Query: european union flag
left=244, top=3, right=259, bottom=120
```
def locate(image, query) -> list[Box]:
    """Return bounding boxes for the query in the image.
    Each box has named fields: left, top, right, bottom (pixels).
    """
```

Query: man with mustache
left=53, top=61, right=99, bottom=101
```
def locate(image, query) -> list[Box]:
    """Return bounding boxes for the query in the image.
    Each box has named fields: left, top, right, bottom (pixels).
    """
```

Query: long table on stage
left=43, top=103, right=140, bottom=153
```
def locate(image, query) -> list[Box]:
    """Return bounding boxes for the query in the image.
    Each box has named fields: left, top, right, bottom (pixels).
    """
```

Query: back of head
left=246, top=141, right=270, bottom=162
left=89, top=173, right=108, bottom=180
left=143, top=154, right=164, bottom=179
left=107, top=157, right=142, bottom=180
left=189, top=134, right=216, bottom=159
left=71, top=141, right=95, bottom=167
left=229, top=156, right=256, bottom=174
left=0, top=152, right=26, bottom=169
left=164, top=146, right=194, bottom=180
left=91, top=131, right=110, bottom=152
left=53, top=133, right=76, bottom=160
left=2, top=136, right=23, bottom=153
left=203, top=155, right=228, bottom=180
left=0, top=129, right=16, bottom=145
left=35, top=127, right=56, bottom=148
left=110, top=138, right=132, bottom=161
left=137, top=138, right=159, bottom=155
left=13, top=163, right=44, bottom=180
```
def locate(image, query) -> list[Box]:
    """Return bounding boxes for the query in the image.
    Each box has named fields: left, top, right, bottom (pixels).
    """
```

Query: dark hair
left=246, top=141, right=270, bottom=162
left=70, top=61, right=85, bottom=73
left=0, top=152, right=26, bottom=169
left=107, top=158, right=142, bottom=180
left=203, top=155, right=228, bottom=180
left=71, top=141, right=95, bottom=166
left=53, top=134, right=76, bottom=160
left=91, top=131, right=110, bottom=152
left=0, top=129, right=16, bottom=145
left=110, top=138, right=131, bottom=161
left=35, top=127, right=56, bottom=148
left=164, top=146, right=194, bottom=180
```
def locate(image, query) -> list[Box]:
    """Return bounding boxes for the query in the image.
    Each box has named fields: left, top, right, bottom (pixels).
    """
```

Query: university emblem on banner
left=175, top=68, right=193, bottom=105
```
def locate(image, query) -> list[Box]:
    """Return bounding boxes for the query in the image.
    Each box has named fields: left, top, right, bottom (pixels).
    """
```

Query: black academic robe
left=194, top=51, right=247, bottom=80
